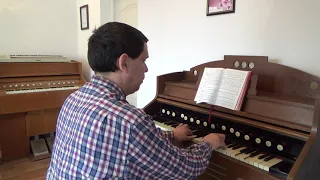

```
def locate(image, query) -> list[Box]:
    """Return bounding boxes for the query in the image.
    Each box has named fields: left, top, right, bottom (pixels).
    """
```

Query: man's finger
left=182, top=124, right=189, bottom=128
left=185, top=135, right=197, bottom=141
left=218, top=134, right=226, bottom=139
left=220, top=140, right=226, bottom=147
left=186, top=129, right=193, bottom=136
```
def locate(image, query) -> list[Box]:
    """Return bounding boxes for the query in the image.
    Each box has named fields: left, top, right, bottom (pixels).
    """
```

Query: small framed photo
left=80, top=5, right=89, bottom=30
left=207, top=0, right=235, bottom=16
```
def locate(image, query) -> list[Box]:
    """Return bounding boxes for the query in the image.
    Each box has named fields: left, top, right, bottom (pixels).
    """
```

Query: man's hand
left=172, top=123, right=195, bottom=143
left=202, top=133, right=226, bottom=150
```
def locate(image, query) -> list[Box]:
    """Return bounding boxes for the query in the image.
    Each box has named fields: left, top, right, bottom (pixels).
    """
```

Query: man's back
left=47, top=75, right=134, bottom=178
left=46, top=75, right=213, bottom=179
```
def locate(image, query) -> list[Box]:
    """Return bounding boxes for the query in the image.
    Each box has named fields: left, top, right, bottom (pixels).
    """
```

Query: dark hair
left=87, top=22, right=148, bottom=72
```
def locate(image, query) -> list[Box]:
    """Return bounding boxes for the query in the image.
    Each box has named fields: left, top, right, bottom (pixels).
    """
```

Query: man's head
left=88, top=22, right=149, bottom=96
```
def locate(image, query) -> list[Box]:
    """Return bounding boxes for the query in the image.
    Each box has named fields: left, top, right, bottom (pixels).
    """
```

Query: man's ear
left=117, top=53, right=129, bottom=72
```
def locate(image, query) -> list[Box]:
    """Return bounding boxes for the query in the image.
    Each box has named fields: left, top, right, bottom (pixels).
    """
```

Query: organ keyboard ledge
left=143, top=55, right=320, bottom=180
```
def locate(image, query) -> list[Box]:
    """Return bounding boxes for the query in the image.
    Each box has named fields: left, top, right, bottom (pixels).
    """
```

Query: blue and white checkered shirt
left=46, top=75, right=212, bottom=179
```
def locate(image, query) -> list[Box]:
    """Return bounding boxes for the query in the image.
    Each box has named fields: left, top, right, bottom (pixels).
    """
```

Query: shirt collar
left=90, top=74, right=126, bottom=101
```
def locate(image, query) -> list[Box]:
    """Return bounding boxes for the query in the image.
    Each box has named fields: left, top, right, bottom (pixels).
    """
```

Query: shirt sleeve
left=156, top=128, right=174, bottom=143
left=127, top=115, right=212, bottom=179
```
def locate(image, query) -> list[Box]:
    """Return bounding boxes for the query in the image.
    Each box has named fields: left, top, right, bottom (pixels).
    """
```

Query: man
left=46, top=22, right=226, bottom=179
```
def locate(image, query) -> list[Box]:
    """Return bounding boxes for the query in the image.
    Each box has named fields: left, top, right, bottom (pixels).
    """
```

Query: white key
left=219, top=146, right=232, bottom=154
left=236, top=151, right=253, bottom=161
left=215, top=145, right=227, bottom=154
left=223, top=146, right=236, bottom=155
left=244, top=153, right=265, bottom=165
left=260, top=158, right=283, bottom=171
left=216, top=146, right=228, bottom=154
left=154, top=121, right=173, bottom=131
left=225, top=146, right=242, bottom=156
left=259, top=158, right=271, bottom=169
left=215, top=146, right=227, bottom=153
left=253, top=156, right=269, bottom=167
left=194, top=137, right=203, bottom=143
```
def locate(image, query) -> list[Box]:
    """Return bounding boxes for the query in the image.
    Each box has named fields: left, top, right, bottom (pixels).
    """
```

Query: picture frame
left=207, top=0, right=235, bottom=16
left=80, top=5, right=89, bottom=30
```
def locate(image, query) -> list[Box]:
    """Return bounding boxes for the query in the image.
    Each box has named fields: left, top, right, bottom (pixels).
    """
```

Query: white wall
left=137, top=0, right=320, bottom=108
left=0, top=0, right=101, bottom=81
left=0, top=0, right=78, bottom=60
left=100, top=0, right=113, bottom=25
left=77, top=0, right=101, bottom=81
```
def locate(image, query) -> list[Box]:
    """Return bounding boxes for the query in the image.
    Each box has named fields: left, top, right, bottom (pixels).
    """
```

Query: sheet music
left=215, top=69, right=249, bottom=110
left=194, top=68, right=224, bottom=104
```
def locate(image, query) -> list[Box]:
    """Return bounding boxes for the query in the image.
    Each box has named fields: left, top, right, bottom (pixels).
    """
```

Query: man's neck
left=95, top=72, right=128, bottom=95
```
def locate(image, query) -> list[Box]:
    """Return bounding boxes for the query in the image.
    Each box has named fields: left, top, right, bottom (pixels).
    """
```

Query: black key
left=191, top=129, right=198, bottom=134
left=171, top=122, right=180, bottom=126
left=226, top=143, right=234, bottom=148
left=264, top=155, right=275, bottom=162
left=242, top=148, right=254, bottom=155
left=258, top=154, right=269, bottom=159
left=245, top=149, right=256, bottom=154
left=164, top=121, right=177, bottom=126
left=194, top=131, right=207, bottom=138
left=162, top=121, right=172, bottom=125
left=172, top=123, right=181, bottom=127
left=240, top=148, right=250, bottom=153
left=227, top=143, right=239, bottom=148
left=249, top=151, right=261, bottom=157
left=156, top=117, right=171, bottom=123
left=225, top=139, right=233, bottom=145
left=225, top=141, right=232, bottom=145
left=232, top=144, right=243, bottom=150
left=198, top=129, right=210, bottom=137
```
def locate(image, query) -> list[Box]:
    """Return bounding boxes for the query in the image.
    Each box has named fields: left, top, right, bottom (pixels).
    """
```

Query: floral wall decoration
left=207, top=0, right=235, bottom=16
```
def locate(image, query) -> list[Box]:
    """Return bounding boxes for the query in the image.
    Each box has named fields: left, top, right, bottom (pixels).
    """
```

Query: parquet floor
left=0, top=158, right=50, bottom=180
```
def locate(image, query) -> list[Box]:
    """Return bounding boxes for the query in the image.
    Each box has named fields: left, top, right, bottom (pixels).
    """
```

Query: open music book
left=194, top=68, right=251, bottom=110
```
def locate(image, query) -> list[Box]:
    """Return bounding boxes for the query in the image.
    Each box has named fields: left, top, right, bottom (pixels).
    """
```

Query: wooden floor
left=0, top=158, right=50, bottom=180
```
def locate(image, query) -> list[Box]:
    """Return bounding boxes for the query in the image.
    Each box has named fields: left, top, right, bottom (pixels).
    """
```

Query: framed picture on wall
left=80, top=5, right=89, bottom=30
left=207, top=0, right=235, bottom=16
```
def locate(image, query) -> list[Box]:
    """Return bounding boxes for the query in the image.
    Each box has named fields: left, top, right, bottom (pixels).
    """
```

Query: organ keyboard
left=5, top=86, right=79, bottom=94
left=0, top=60, right=86, bottom=162
left=143, top=55, right=320, bottom=180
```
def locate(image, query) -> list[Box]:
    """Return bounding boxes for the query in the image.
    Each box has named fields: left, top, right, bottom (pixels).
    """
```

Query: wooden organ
left=0, top=61, right=86, bottom=162
left=144, top=55, right=320, bottom=180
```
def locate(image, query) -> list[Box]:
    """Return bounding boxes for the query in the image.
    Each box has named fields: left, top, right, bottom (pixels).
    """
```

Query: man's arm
left=127, top=117, right=212, bottom=179
left=156, top=128, right=174, bottom=142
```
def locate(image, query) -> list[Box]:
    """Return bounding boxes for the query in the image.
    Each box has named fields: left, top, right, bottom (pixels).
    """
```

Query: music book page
left=194, top=68, right=251, bottom=110
left=194, top=68, right=224, bottom=104
left=215, top=69, right=250, bottom=110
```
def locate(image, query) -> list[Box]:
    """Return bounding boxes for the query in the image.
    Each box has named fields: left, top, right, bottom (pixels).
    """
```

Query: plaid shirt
left=46, top=75, right=212, bottom=179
